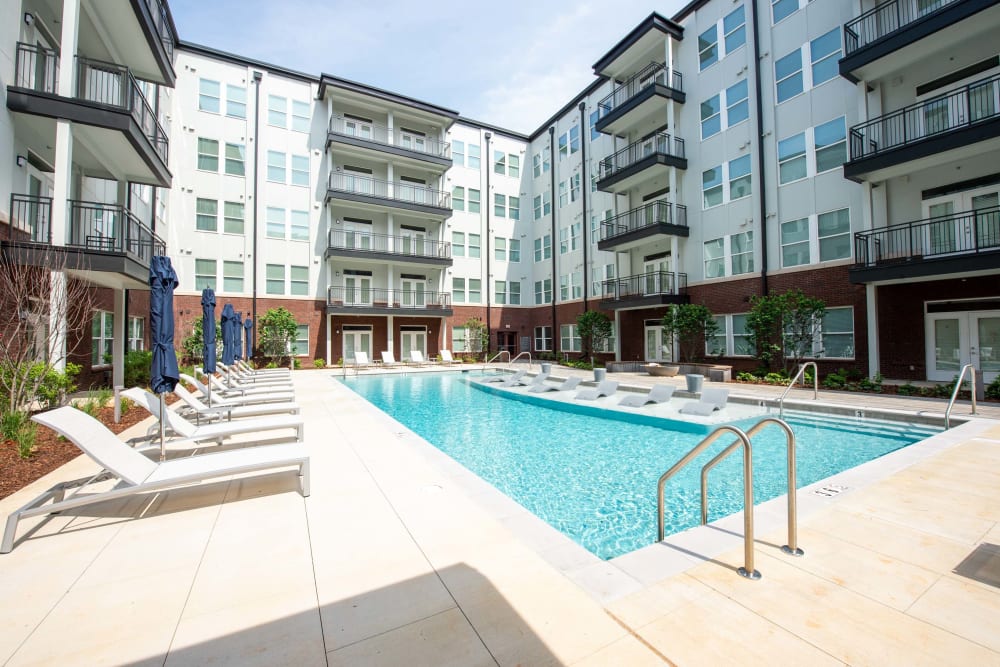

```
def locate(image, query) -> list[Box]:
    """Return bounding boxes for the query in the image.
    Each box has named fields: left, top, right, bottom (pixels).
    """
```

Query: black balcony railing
left=600, top=271, right=688, bottom=300
left=328, top=172, right=451, bottom=209
left=844, top=0, right=960, bottom=55
left=328, top=229, right=451, bottom=259
left=144, top=0, right=176, bottom=62
left=853, top=205, right=1000, bottom=267
left=68, top=200, right=166, bottom=262
left=600, top=201, right=688, bottom=242
left=849, top=72, right=1000, bottom=162
left=327, top=286, right=451, bottom=309
left=7, top=195, right=53, bottom=244
left=329, top=114, right=450, bottom=158
left=597, top=62, right=683, bottom=117
left=597, top=133, right=685, bottom=181
left=76, top=57, right=169, bottom=164
left=13, top=42, right=58, bottom=94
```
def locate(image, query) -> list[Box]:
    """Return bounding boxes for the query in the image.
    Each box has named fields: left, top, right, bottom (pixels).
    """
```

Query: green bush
left=120, top=396, right=133, bottom=415
left=313, top=358, right=326, bottom=369
left=0, top=362, right=81, bottom=412
left=822, top=370, right=848, bottom=390
left=763, top=372, right=789, bottom=385
left=986, top=376, right=1000, bottom=400
left=124, top=349, right=153, bottom=388
left=896, top=382, right=918, bottom=396
left=292, top=358, right=302, bottom=369
left=736, top=372, right=760, bottom=382
left=2, top=410, right=37, bottom=459
left=1, top=410, right=27, bottom=440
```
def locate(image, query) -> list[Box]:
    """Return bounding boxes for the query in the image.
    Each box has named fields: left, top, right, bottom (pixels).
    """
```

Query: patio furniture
left=528, top=376, right=582, bottom=393
left=679, top=387, right=730, bottom=416
left=173, top=384, right=300, bottom=424
left=181, top=374, right=294, bottom=405
left=195, top=369, right=295, bottom=400
left=575, top=380, right=619, bottom=401
left=619, top=384, right=675, bottom=407
left=439, top=350, right=460, bottom=365
left=381, top=351, right=402, bottom=367
left=409, top=350, right=429, bottom=366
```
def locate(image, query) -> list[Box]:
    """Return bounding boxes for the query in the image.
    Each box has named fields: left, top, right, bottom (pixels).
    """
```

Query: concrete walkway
left=0, top=366, right=997, bottom=665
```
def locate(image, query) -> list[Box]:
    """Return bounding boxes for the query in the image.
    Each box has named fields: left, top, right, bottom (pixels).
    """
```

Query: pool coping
left=337, top=373, right=992, bottom=604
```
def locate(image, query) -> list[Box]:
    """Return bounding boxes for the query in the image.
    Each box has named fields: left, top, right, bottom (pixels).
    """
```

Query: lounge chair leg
left=300, top=461, right=311, bottom=497
left=2, top=513, right=20, bottom=554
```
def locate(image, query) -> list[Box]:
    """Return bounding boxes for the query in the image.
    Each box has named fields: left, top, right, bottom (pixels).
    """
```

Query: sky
left=168, top=0, right=687, bottom=134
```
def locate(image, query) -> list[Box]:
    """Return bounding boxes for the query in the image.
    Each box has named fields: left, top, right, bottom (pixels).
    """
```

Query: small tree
left=660, top=303, right=718, bottom=363
left=258, top=307, right=298, bottom=365
left=746, top=289, right=826, bottom=373
left=180, top=315, right=222, bottom=364
left=464, top=317, right=488, bottom=357
left=782, top=290, right=826, bottom=370
left=577, top=310, right=612, bottom=363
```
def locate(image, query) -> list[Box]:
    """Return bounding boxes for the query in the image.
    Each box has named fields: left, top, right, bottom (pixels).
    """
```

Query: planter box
left=643, top=364, right=680, bottom=377
left=679, top=363, right=733, bottom=381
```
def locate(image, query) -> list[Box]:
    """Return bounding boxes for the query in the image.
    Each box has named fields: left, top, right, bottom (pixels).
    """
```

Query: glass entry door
left=400, top=330, right=426, bottom=360
left=342, top=327, right=371, bottom=364
left=926, top=310, right=1000, bottom=381
left=644, top=325, right=672, bottom=362
left=401, top=279, right=425, bottom=307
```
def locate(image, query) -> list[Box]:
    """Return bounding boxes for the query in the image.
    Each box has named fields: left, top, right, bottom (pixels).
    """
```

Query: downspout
left=251, top=70, right=262, bottom=353
left=578, top=102, right=589, bottom=312
left=750, top=0, right=769, bottom=296
left=484, top=132, right=492, bottom=354
left=548, top=126, right=558, bottom=356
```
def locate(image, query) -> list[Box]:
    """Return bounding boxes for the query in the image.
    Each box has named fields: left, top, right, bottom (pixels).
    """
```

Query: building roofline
left=528, top=78, right=608, bottom=140
left=592, top=12, right=684, bottom=73
left=672, top=0, right=712, bottom=23
left=455, top=117, right=529, bottom=141
left=318, top=74, right=459, bottom=121
left=177, top=41, right=319, bottom=83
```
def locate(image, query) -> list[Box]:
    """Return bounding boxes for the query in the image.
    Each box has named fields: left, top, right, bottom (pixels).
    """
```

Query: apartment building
left=2, top=0, right=997, bottom=384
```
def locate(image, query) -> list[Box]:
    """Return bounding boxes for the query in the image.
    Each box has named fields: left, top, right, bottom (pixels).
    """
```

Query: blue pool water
left=341, top=372, right=939, bottom=560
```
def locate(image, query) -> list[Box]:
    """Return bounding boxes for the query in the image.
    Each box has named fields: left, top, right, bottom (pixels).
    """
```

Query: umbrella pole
left=206, top=379, right=212, bottom=407
left=158, top=391, right=166, bottom=462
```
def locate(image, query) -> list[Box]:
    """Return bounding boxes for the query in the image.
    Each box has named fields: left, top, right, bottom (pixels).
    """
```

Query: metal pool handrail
left=945, top=363, right=977, bottom=429
left=657, top=424, right=760, bottom=580
left=509, top=351, right=533, bottom=368
left=777, top=362, right=818, bottom=417
left=700, top=417, right=803, bottom=557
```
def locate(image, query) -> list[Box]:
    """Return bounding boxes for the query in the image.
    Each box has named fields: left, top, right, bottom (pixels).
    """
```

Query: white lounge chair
left=409, top=350, right=429, bottom=366
left=217, top=365, right=293, bottom=389
left=235, top=360, right=290, bottom=377
left=353, top=351, right=373, bottom=370
left=528, top=376, right=582, bottom=393
left=619, top=384, right=676, bottom=407
left=181, top=374, right=294, bottom=406
left=123, top=388, right=304, bottom=446
left=195, top=369, right=295, bottom=400
left=679, top=387, right=730, bottom=416
left=482, top=369, right=526, bottom=384
left=381, top=351, right=401, bottom=367
left=439, top=350, right=459, bottom=365
left=575, top=380, right=619, bottom=401
left=173, top=384, right=300, bottom=424
left=517, top=371, right=550, bottom=387
left=1, top=406, right=309, bottom=553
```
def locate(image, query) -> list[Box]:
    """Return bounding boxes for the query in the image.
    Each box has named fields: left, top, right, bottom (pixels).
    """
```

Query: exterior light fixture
left=16, top=155, right=27, bottom=167
left=24, top=12, right=34, bottom=25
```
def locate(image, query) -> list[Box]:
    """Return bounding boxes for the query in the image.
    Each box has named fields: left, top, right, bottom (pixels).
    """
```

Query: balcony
left=844, top=72, right=1000, bottom=182
left=2, top=195, right=165, bottom=289
left=598, top=201, right=688, bottom=252
left=598, top=271, right=689, bottom=310
left=326, top=229, right=452, bottom=266
left=595, top=63, right=685, bottom=136
left=327, top=114, right=451, bottom=169
left=7, top=44, right=171, bottom=187
left=840, top=0, right=1000, bottom=82
left=326, top=173, right=452, bottom=217
left=850, top=205, right=1000, bottom=283
left=326, top=287, right=453, bottom=316
left=596, top=133, right=686, bottom=194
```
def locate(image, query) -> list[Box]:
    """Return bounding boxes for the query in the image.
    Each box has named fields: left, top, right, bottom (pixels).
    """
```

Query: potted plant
left=660, top=303, right=719, bottom=392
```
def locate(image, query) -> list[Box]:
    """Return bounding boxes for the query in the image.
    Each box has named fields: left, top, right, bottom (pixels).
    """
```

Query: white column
left=386, top=315, right=394, bottom=355
left=112, top=288, right=126, bottom=386
left=386, top=163, right=394, bottom=200
left=866, top=284, right=880, bottom=379
left=48, top=272, right=68, bottom=370
left=614, top=309, right=622, bottom=361
left=671, top=236, right=680, bottom=294
left=326, top=313, right=332, bottom=367
left=386, top=111, right=394, bottom=145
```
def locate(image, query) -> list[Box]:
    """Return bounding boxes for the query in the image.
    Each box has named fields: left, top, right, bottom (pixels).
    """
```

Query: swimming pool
left=340, top=372, right=940, bottom=560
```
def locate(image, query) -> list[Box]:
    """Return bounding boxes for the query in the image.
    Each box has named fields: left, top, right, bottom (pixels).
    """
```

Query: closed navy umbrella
left=244, top=318, right=253, bottom=364
left=234, top=311, right=243, bottom=362
left=200, top=287, right=216, bottom=406
left=149, top=256, right=179, bottom=461
left=220, top=303, right=237, bottom=366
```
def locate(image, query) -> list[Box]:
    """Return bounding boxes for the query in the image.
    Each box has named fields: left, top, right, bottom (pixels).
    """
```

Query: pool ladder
left=483, top=350, right=533, bottom=374
left=944, top=363, right=977, bottom=429
left=656, top=417, right=803, bottom=580
left=775, top=362, right=819, bottom=417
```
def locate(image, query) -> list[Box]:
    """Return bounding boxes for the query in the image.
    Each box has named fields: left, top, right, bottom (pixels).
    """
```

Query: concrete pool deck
left=0, top=365, right=997, bottom=665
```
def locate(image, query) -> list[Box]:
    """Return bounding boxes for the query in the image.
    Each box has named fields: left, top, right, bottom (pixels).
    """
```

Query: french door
left=342, top=327, right=371, bottom=364
left=400, top=279, right=425, bottom=307
left=344, top=276, right=371, bottom=306
left=923, top=185, right=1000, bottom=256
left=642, top=259, right=671, bottom=295
left=400, top=329, right=426, bottom=360
left=644, top=324, right=673, bottom=362
left=926, top=310, right=1000, bottom=382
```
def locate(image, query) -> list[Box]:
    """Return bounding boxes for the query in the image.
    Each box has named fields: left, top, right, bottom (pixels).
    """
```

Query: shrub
left=293, top=358, right=302, bottom=369
left=763, top=372, right=789, bottom=385
left=120, top=396, right=133, bottom=415
left=265, top=361, right=278, bottom=369
left=1, top=410, right=28, bottom=441
left=822, top=370, right=848, bottom=390
left=1, top=362, right=82, bottom=412
left=660, top=303, right=718, bottom=363
left=124, top=349, right=153, bottom=388
left=736, top=372, right=760, bottom=382
left=986, top=376, right=1000, bottom=400
left=896, top=382, right=918, bottom=396
left=78, top=393, right=102, bottom=418
left=95, top=387, right=113, bottom=407
left=314, top=358, right=326, bottom=369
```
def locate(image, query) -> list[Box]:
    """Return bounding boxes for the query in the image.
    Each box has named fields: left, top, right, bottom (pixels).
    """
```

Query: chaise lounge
left=575, top=380, right=619, bottom=401
left=679, top=386, right=730, bottom=415
left=528, top=376, right=582, bottom=393
left=619, top=384, right=676, bottom=407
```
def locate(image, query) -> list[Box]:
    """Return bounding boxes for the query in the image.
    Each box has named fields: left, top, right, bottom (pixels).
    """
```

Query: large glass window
left=509, top=281, right=521, bottom=305
left=291, top=154, right=309, bottom=186
left=726, top=79, right=749, bottom=126
left=778, top=132, right=807, bottom=184
left=468, top=233, right=481, bottom=258
left=494, top=150, right=506, bottom=175
left=704, top=238, right=725, bottom=278
left=729, top=155, right=752, bottom=200
left=534, top=326, right=552, bottom=351
left=772, top=0, right=799, bottom=23
left=560, top=324, right=581, bottom=352
left=723, top=5, right=746, bottom=53
left=452, top=277, right=465, bottom=303
left=468, top=279, right=481, bottom=304
left=292, top=100, right=310, bottom=133
left=494, top=193, right=506, bottom=218
left=495, top=280, right=507, bottom=305
left=703, top=165, right=724, bottom=208
left=197, top=138, right=218, bottom=171
left=226, top=84, right=246, bottom=118
left=775, top=49, right=804, bottom=103
left=290, top=266, right=309, bottom=295
left=196, top=198, right=217, bottom=232
left=494, top=237, right=507, bottom=261
left=699, top=25, right=718, bottom=69
left=452, top=186, right=465, bottom=211
left=468, top=189, right=481, bottom=214
left=266, top=264, right=284, bottom=295
left=814, top=117, right=847, bottom=173
left=509, top=196, right=520, bottom=221
left=266, top=207, right=285, bottom=239
left=195, top=259, right=216, bottom=291
left=731, top=231, right=754, bottom=274
left=198, top=79, right=220, bottom=113
left=781, top=218, right=810, bottom=267
left=293, top=325, right=309, bottom=356
left=732, top=314, right=754, bottom=355
left=822, top=307, right=854, bottom=358
left=509, top=239, right=521, bottom=262
left=91, top=311, right=114, bottom=366
left=452, top=232, right=465, bottom=257
left=267, top=95, right=286, bottom=127
left=701, top=94, right=722, bottom=138
left=224, top=201, right=244, bottom=235
left=508, top=154, right=520, bottom=178
left=223, top=261, right=243, bottom=292
left=818, top=208, right=851, bottom=261
left=128, top=316, right=144, bottom=351
left=452, top=140, right=465, bottom=167
left=290, top=210, right=310, bottom=241
left=810, top=29, right=841, bottom=87
left=468, top=144, right=480, bottom=170
left=224, top=143, right=245, bottom=176
left=267, top=151, right=285, bottom=182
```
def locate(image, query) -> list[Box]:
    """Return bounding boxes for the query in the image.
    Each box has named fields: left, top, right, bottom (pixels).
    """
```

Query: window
left=290, top=265, right=309, bottom=295
left=775, top=48, right=803, bottom=103
left=266, top=207, right=285, bottom=239
left=729, top=155, right=752, bottom=200
left=195, top=258, right=216, bottom=290
left=733, top=314, right=754, bottom=355
left=534, top=195, right=542, bottom=220
left=534, top=279, right=552, bottom=305
left=781, top=218, right=811, bottom=267
left=699, top=26, right=718, bottom=70
left=558, top=131, right=568, bottom=158
left=731, top=231, right=754, bottom=274
left=468, top=189, right=481, bottom=214
left=818, top=208, right=851, bottom=261
left=223, top=261, right=244, bottom=292
left=267, top=95, right=286, bottom=127
left=468, top=233, right=481, bottom=258
left=224, top=201, right=244, bottom=235
left=290, top=210, right=309, bottom=241
left=494, top=150, right=506, bottom=174
left=592, top=263, right=614, bottom=297
left=559, top=226, right=569, bottom=254
left=534, top=234, right=551, bottom=261
left=810, top=29, right=841, bottom=87
left=570, top=222, right=581, bottom=251
left=266, top=264, right=284, bottom=295
left=91, top=311, right=114, bottom=366
left=267, top=151, right=285, bottom=182
left=198, top=79, right=220, bottom=113
left=292, top=100, right=310, bottom=133
left=293, top=324, right=309, bottom=356
left=726, top=79, right=749, bottom=126
left=494, top=237, right=506, bottom=261
left=781, top=208, right=852, bottom=266
left=453, top=325, right=468, bottom=353
left=570, top=173, right=581, bottom=202
left=495, top=280, right=507, bottom=305
left=452, top=277, right=465, bottom=303
left=509, top=239, right=521, bottom=262
left=772, top=0, right=801, bottom=23
left=560, top=324, right=581, bottom=352
left=495, top=193, right=506, bottom=218
left=508, top=154, right=519, bottom=178
left=128, top=316, right=144, bottom=351
left=226, top=84, right=246, bottom=118
left=569, top=125, right=580, bottom=154
left=701, top=93, right=722, bottom=138
left=291, top=154, right=309, bottom=186
left=224, top=143, right=245, bottom=176
left=509, top=196, right=520, bottom=221
left=708, top=314, right=755, bottom=356
left=534, top=326, right=552, bottom=351
left=509, top=281, right=521, bottom=305
left=704, top=238, right=725, bottom=278
left=814, top=116, right=846, bottom=173
left=707, top=316, right=727, bottom=356
left=197, top=138, right=218, bottom=171
left=468, top=144, right=480, bottom=170
left=590, top=110, right=601, bottom=140
left=452, top=187, right=465, bottom=211
left=821, top=308, right=854, bottom=358
left=452, top=231, right=465, bottom=257
left=778, top=132, right=807, bottom=183
left=703, top=165, right=724, bottom=208
left=196, top=198, right=217, bottom=232
left=452, top=140, right=465, bottom=167
left=559, top=180, right=568, bottom=208
left=724, top=5, right=746, bottom=53
left=533, top=153, right=542, bottom=178
left=468, top=278, right=481, bottom=304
